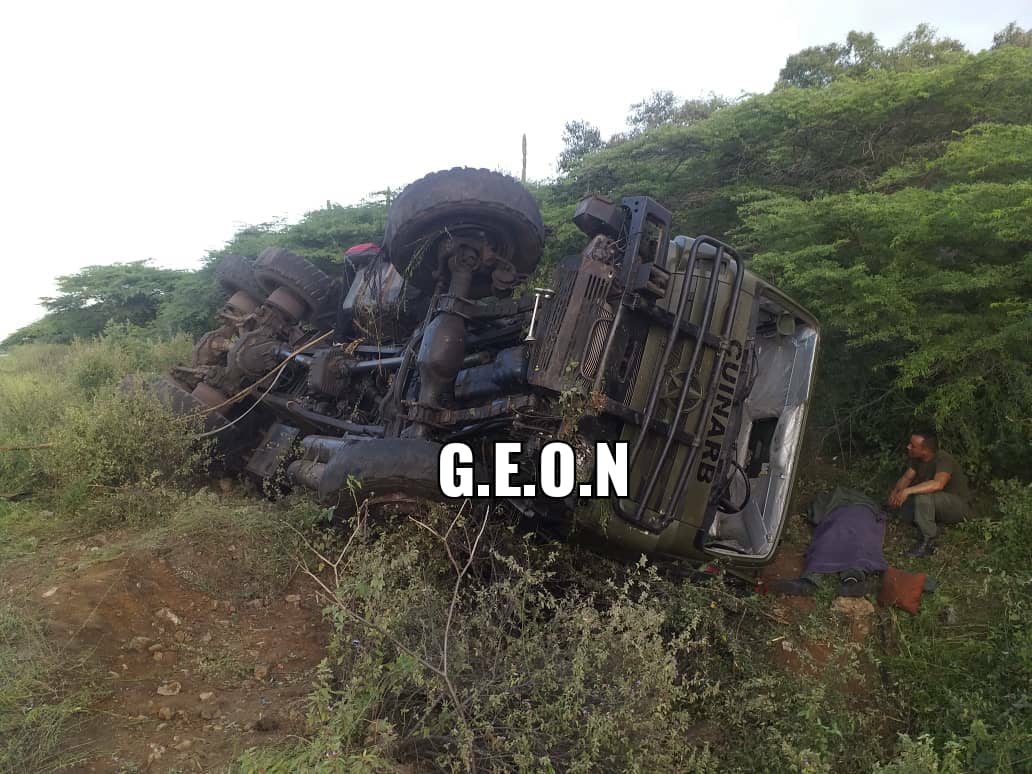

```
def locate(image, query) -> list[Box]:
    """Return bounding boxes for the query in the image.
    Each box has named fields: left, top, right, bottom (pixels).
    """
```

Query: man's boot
left=838, top=570, right=872, bottom=597
left=768, top=577, right=818, bottom=596
left=906, top=537, right=936, bottom=558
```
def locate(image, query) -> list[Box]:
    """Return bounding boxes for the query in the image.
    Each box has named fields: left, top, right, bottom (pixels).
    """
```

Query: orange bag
left=878, top=566, right=927, bottom=615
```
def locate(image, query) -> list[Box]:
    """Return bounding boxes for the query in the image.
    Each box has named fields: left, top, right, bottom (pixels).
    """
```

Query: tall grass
left=0, top=605, right=92, bottom=771
left=1, top=327, right=1029, bottom=772
left=0, top=327, right=198, bottom=519
left=877, top=482, right=1032, bottom=772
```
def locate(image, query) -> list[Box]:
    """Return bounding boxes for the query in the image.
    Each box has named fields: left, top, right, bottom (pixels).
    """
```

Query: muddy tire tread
left=254, top=247, right=333, bottom=317
left=384, top=167, right=544, bottom=293
left=215, top=254, right=265, bottom=300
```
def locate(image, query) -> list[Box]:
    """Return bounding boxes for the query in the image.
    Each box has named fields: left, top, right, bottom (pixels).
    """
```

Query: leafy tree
left=626, top=90, right=682, bottom=133
left=625, top=90, right=728, bottom=135
left=552, top=31, right=1031, bottom=477
left=4, top=262, right=185, bottom=346
left=210, top=220, right=286, bottom=264
left=274, top=201, right=387, bottom=272
left=42, top=262, right=184, bottom=323
left=557, top=120, right=603, bottom=173
left=778, top=25, right=965, bottom=87
left=992, top=22, right=1032, bottom=49
left=778, top=30, right=883, bottom=87
left=739, top=177, right=1031, bottom=477
left=884, top=23, right=966, bottom=70
left=151, top=266, right=222, bottom=338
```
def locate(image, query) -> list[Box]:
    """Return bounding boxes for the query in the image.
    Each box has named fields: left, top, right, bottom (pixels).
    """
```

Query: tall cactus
left=522, top=134, right=527, bottom=183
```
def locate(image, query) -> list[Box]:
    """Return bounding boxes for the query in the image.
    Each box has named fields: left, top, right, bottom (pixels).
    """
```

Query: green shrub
left=0, top=331, right=204, bottom=514
left=873, top=734, right=964, bottom=773
left=986, top=480, right=1032, bottom=566
left=58, top=386, right=205, bottom=488
left=257, top=505, right=906, bottom=773
left=267, top=508, right=728, bottom=773
left=0, top=346, right=75, bottom=495
left=68, top=323, right=192, bottom=398
left=51, top=384, right=209, bottom=521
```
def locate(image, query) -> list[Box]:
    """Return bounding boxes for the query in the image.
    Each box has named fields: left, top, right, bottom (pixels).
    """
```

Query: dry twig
left=287, top=500, right=490, bottom=771
left=0, top=442, right=53, bottom=452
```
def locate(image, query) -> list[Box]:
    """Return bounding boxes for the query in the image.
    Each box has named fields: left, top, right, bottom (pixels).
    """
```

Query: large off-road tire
left=253, top=247, right=333, bottom=320
left=384, top=167, right=545, bottom=296
left=215, top=254, right=265, bottom=301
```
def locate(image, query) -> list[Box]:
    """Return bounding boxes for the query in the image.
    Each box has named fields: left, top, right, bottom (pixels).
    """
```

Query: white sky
left=0, top=0, right=1027, bottom=341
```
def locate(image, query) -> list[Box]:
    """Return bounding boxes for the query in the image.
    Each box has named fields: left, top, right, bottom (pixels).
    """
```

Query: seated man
left=888, top=429, right=971, bottom=557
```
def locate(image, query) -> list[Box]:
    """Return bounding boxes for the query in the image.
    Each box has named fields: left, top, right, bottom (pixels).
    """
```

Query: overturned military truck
left=157, top=168, right=819, bottom=566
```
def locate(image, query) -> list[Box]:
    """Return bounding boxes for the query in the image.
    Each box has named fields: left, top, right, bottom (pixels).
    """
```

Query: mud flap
left=244, top=422, right=300, bottom=479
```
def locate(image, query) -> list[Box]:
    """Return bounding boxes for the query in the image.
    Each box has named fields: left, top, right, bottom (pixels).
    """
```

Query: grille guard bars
left=610, top=235, right=746, bottom=534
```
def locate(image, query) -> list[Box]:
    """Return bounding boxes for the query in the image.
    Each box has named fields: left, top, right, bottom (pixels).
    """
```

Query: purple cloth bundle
left=804, top=504, right=888, bottom=575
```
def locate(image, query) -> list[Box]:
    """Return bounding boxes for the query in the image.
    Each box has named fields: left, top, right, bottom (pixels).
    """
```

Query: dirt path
left=1, top=531, right=329, bottom=772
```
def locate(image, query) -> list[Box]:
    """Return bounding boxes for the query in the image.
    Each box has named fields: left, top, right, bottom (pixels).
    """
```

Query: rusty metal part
left=573, top=196, right=624, bottom=239
left=225, top=290, right=258, bottom=316
left=260, top=393, right=385, bottom=436
left=265, top=286, right=308, bottom=322
left=341, top=260, right=411, bottom=342
left=581, top=234, right=622, bottom=266
left=433, top=294, right=537, bottom=320
left=491, top=260, right=519, bottom=291
left=527, top=255, right=615, bottom=392
left=444, top=237, right=486, bottom=275
left=227, top=330, right=284, bottom=380
left=191, top=327, right=235, bottom=367
left=406, top=394, right=538, bottom=426
left=307, top=348, right=349, bottom=397
left=150, top=376, right=234, bottom=435
left=191, top=382, right=231, bottom=416
left=170, top=364, right=209, bottom=384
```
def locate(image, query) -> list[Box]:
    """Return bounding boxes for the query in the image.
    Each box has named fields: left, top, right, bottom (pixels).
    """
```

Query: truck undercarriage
left=155, top=168, right=819, bottom=566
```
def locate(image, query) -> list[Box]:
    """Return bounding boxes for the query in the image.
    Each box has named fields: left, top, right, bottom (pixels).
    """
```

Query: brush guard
left=611, top=236, right=745, bottom=532
left=529, top=196, right=745, bottom=534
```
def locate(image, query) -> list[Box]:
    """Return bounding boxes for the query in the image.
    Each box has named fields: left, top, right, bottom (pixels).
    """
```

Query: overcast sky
left=0, top=0, right=1027, bottom=341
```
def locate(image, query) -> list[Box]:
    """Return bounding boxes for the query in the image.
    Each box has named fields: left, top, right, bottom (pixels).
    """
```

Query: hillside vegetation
left=1, top=24, right=1030, bottom=772
left=0, top=335, right=1028, bottom=771
left=7, top=26, right=1029, bottom=481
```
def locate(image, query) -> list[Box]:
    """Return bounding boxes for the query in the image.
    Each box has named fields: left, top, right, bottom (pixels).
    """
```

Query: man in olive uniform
left=888, top=429, right=970, bottom=557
